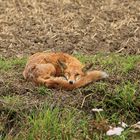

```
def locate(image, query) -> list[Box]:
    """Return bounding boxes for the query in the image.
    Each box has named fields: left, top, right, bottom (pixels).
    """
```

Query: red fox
left=23, top=52, right=108, bottom=90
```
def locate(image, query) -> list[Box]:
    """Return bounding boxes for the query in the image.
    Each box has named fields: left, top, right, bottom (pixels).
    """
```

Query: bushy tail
left=75, top=71, right=109, bottom=88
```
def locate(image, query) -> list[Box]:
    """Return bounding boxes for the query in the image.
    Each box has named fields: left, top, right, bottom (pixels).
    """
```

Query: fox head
left=58, top=60, right=93, bottom=84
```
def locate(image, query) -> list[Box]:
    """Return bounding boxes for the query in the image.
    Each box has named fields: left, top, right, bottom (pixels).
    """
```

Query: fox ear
left=82, top=63, right=93, bottom=73
left=57, top=60, right=67, bottom=70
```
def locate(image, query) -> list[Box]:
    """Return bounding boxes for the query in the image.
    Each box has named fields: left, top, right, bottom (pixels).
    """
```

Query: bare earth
left=0, top=0, right=140, bottom=58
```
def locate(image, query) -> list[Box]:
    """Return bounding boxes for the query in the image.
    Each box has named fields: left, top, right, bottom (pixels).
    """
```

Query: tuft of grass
left=37, top=86, right=52, bottom=95
left=2, top=95, right=22, bottom=105
left=16, top=106, right=89, bottom=140
left=90, top=81, right=140, bottom=124
left=0, top=57, right=27, bottom=71
left=1, top=95, right=26, bottom=112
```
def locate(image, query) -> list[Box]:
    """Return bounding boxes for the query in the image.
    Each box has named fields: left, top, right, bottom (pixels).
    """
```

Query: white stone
left=106, top=127, right=124, bottom=136
left=92, top=108, right=103, bottom=112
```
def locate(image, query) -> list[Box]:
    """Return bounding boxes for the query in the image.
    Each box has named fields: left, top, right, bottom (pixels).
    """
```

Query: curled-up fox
left=23, top=52, right=108, bottom=90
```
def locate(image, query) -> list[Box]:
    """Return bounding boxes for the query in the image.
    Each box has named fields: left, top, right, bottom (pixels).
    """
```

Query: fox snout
left=68, top=80, right=75, bottom=84
left=66, top=73, right=82, bottom=84
left=67, top=75, right=77, bottom=84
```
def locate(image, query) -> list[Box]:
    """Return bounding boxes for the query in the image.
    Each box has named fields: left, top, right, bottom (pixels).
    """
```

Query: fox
left=23, top=52, right=108, bottom=90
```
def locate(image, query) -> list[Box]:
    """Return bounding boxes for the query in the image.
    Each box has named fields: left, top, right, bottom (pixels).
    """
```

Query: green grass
left=1, top=53, right=140, bottom=140
left=93, top=81, right=139, bottom=123
left=15, top=106, right=89, bottom=140
left=37, top=86, right=52, bottom=95
left=2, top=95, right=24, bottom=108
left=75, top=53, right=140, bottom=74
left=0, top=57, right=26, bottom=71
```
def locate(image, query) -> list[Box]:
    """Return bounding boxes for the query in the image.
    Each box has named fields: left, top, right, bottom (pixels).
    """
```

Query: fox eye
left=64, top=72, right=69, bottom=80
left=75, top=73, right=81, bottom=81
left=44, top=76, right=49, bottom=79
left=75, top=73, right=80, bottom=76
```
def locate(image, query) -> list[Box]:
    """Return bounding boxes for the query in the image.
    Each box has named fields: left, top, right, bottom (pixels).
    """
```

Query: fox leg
left=44, top=77, right=74, bottom=89
left=36, top=76, right=50, bottom=85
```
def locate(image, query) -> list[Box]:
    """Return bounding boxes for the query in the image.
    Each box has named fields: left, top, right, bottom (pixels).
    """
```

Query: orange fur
left=23, top=52, right=108, bottom=90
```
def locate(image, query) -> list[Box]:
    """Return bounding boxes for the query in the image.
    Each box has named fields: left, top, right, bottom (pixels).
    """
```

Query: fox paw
left=101, top=72, right=109, bottom=78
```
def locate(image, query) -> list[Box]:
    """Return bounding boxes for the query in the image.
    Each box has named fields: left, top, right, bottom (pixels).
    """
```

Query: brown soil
left=0, top=0, right=140, bottom=58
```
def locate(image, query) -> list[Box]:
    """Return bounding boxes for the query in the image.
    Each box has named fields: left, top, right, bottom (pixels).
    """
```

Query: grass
left=2, top=95, right=24, bottom=109
left=0, top=57, right=26, bottom=71
left=1, top=53, right=140, bottom=139
left=75, top=53, right=140, bottom=74
left=37, top=86, right=53, bottom=96
left=15, top=106, right=89, bottom=140
left=100, top=81, right=139, bottom=123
